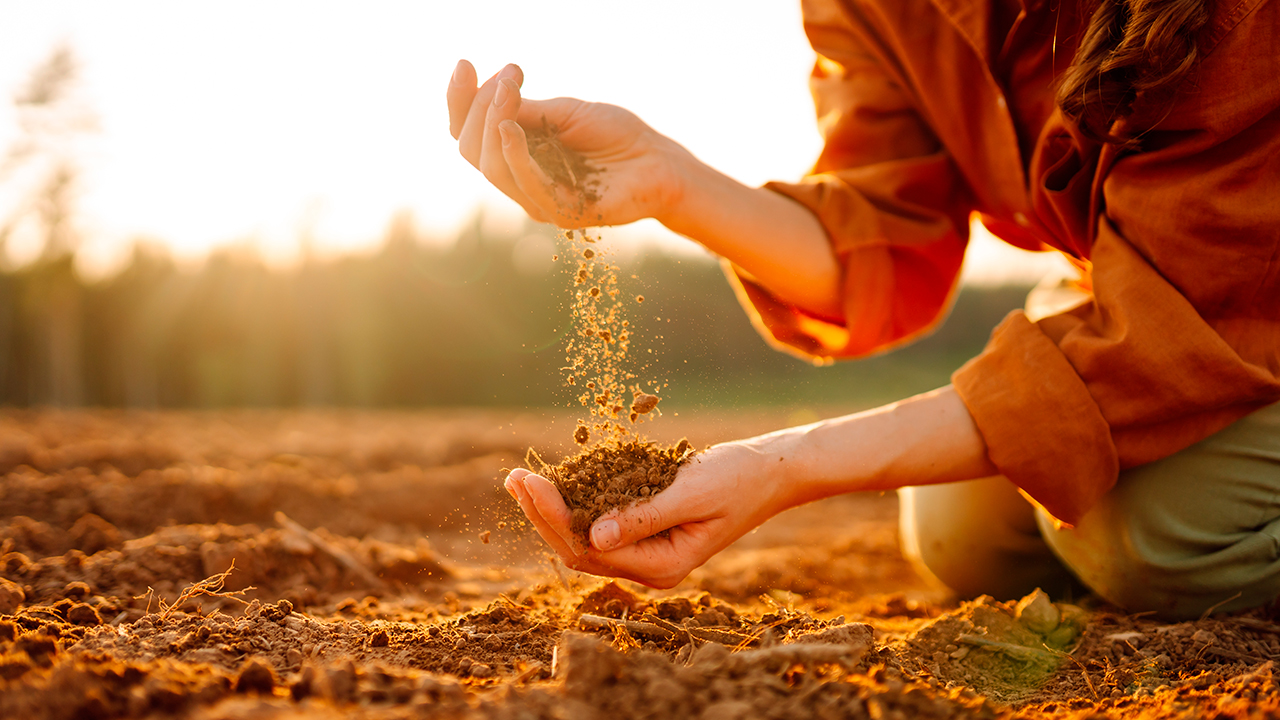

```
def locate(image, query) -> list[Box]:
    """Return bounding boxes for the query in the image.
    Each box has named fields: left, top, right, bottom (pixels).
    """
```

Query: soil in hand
left=525, top=118, right=600, bottom=220
left=525, top=223, right=694, bottom=541
left=529, top=438, right=695, bottom=539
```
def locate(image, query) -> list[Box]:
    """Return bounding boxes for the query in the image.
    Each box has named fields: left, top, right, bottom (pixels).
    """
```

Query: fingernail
left=494, top=80, right=511, bottom=109
left=503, top=476, right=518, bottom=499
left=591, top=519, right=621, bottom=552
left=498, top=121, right=513, bottom=147
left=451, top=60, right=466, bottom=85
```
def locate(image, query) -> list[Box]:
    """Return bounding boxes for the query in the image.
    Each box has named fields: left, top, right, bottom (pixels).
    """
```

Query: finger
left=498, top=118, right=565, bottom=223
left=521, top=473, right=588, bottom=554
left=457, top=63, right=523, bottom=167
left=478, top=79, right=545, bottom=218
left=446, top=59, right=477, bottom=140
left=612, top=526, right=713, bottom=585
left=589, top=481, right=709, bottom=552
left=508, top=473, right=583, bottom=560
left=508, top=476, right=629, bottom=578
left=503, top=468, right=532, bottom=500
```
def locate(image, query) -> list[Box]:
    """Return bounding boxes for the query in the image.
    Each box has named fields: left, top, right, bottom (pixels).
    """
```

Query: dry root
left=134, top=560, right=254, bottom=621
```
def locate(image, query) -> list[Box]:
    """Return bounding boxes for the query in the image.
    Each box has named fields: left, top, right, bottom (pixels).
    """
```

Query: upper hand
left=503, top=440, right=790, bottom=588
left=447, top=59, right=691, bottom=228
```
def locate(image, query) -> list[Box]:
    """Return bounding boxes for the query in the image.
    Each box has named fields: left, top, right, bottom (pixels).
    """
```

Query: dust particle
left=479, top=530, right=491, bottom=544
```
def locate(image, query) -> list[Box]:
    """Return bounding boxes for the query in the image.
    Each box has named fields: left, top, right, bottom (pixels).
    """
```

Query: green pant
left=900, top=401, right=1280, bottom=619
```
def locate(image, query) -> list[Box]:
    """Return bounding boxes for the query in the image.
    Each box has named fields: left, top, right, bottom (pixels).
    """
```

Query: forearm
left=750, top=385, right=998, bottom=512
left=657, top=153, right=842, bottom=320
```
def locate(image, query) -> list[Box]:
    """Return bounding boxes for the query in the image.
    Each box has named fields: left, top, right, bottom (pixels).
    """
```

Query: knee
left=1044, top=401, right=1280, bottom=619
left=1039, top=503, right=1280, bottom=620
left=899, top=481, right=1075, bottom=601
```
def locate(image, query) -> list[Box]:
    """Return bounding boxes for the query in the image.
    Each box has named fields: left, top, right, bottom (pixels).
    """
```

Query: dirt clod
left=531, top=438, right=694, bottom=538
left=234, top=657, right=276, bottom=694
left=0, top=577, right=24, bottom=614
left=630, top=392, right=659, bottom=415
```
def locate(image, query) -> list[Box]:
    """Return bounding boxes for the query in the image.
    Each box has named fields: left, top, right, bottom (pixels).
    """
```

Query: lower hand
left=503, top=440, right=792, bottom=588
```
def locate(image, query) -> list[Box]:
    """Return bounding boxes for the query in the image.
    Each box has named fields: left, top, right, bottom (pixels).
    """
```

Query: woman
left=448, top=0, right=1280, bottom=619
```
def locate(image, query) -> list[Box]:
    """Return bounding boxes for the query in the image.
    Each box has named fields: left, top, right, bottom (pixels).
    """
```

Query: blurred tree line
left=0, top=46, right=1033, bottom=410
left=0, top=212, right=1030, bottom=410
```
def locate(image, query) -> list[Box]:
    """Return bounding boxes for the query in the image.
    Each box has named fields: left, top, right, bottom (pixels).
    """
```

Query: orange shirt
left=730, top=0, right=1280, bottom=523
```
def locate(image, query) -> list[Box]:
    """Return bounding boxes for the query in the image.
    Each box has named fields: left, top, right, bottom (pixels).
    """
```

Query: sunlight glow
left=0, top=1, right=1062, bottom=285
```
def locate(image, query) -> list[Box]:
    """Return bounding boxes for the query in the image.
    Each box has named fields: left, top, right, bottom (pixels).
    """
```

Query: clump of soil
left=529, top=438, right=695, bottom=538
left=525, top=118, right=600, bottom=219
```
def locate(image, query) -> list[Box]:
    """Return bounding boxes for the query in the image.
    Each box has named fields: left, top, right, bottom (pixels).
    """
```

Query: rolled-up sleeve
left=953, top=2, right=1280, bottom=524
left=726, top=0, right=971, bottom=362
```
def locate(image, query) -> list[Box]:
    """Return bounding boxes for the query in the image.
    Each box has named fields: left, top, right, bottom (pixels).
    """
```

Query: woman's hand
left=447, top=59, right=692, bottom=228
left=503, top=440, right=794, bottom=588
left=501, top=387, right=997, bottom=587
left=446, top=59, right=844, bottom=317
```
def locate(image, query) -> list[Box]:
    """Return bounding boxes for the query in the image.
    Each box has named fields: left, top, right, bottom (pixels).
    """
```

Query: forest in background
left=0, top=47, right=1033, bottom=412
left=0, top=212, right=1031, bottom=411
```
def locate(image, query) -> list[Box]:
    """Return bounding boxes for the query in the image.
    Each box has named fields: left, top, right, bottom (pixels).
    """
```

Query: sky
left=0, top=0, right=1069, bottom=284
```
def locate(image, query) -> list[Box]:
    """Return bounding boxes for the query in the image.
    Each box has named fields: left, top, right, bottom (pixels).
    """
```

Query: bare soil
left=2, top=409, right=1279, bottom=720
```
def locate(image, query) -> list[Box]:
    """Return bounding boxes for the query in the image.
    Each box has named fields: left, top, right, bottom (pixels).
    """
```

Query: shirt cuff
left=952, top=310, right=1119, bottom=525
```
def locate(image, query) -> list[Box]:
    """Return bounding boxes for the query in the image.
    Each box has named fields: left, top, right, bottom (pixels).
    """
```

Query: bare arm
left=446, top=60, right=841, bottom=320
left=507, top=385, right=995, bottom=588
left=778, top=385, right=997, bottom=504
left=661, top=160, right=842, bottom=321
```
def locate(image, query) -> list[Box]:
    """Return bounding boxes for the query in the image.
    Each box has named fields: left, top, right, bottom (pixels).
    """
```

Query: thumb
left=590, top=485, right=694, bottom=552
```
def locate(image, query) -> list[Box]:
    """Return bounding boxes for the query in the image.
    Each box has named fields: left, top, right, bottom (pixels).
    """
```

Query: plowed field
left=2, top=409, right=1277, bottom=719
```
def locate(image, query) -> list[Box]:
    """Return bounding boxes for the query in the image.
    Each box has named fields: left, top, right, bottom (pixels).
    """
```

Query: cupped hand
left=503, top=441, right=791, bottom=588
left=447, top=59, right=692, bottom=228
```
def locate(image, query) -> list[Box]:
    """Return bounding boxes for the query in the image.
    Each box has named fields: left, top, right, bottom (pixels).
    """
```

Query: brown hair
left=1057, top=0, right=1212, bottom=144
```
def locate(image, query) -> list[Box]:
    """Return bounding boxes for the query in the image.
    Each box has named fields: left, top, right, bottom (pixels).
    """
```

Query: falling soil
left=5, top=409, right=1280, bottom=720
left=519, top=118, right=694, bottom=538
left=524, top=221, right=694, bottom=538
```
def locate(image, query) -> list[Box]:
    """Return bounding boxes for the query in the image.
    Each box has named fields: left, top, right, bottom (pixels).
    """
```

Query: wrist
left=733, top=423, right=829, bottom=517
left=774, top=418, right=866, bottom=510
left=645, top=134, right=702, bottom=230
